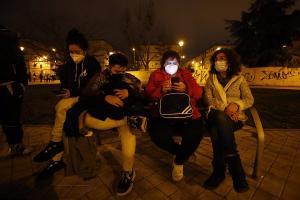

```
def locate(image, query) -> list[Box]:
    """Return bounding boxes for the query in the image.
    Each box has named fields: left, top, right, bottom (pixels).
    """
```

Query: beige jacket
left=204, top=74, right=254, bottom=121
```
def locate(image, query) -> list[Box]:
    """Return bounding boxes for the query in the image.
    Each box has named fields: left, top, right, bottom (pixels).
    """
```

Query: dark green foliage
left=227, top=0, right=300, bottom=66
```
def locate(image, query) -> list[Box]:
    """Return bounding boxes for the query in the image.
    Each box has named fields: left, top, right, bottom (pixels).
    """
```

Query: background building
left=19, top=39, right=114, bottom=83
left=20, top=39, right=59, bottom=82
left=184, top=43, right=234, bottom=71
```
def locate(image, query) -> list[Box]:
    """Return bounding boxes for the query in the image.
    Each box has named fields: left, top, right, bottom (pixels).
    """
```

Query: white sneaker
left=172, top=163, right=183, bottom=181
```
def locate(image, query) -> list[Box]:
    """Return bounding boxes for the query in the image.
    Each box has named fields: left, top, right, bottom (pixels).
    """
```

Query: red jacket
left=145, top=68, right=203, bottom=119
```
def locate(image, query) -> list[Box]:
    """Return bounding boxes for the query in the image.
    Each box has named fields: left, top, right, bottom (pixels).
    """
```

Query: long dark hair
left=210, top=48, right=241, bottom=77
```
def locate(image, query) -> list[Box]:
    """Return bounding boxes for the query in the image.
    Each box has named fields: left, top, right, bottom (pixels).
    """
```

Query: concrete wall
left=242, top=67, right=300, bottom=87
left=128, top=67, right=300, bottom=88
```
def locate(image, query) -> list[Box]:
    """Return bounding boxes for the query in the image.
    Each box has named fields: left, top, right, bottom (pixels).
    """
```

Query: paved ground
left=0, top=125, right=300, bottom=200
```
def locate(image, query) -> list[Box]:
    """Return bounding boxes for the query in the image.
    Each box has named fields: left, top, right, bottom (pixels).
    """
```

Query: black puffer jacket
left=58, top=55, right=101, bottom=97
left=0, top=27, right=27, bottom=85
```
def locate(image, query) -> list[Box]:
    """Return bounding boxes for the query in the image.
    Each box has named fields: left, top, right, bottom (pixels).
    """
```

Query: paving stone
left=196, top=191, right=224, bottom=200
left=133, top=178, right=155, bottom=196
left=1, top=127, right=300, bottom=199
left=157, top=180, right=178, bottom=196
left=259, top=172, right=286, bottom=198
left=141, top=187, right=169, bottom=200
left=251, top=188, right=278, bottom=200
left=281, top=179, right=300, bottom=200
left=146, top=173, right=168, bottom=187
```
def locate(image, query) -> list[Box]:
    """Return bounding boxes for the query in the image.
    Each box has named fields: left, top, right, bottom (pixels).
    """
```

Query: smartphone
left=171, top=77, right=180, bottom=85
left=53, top=90, right=65, bottom=95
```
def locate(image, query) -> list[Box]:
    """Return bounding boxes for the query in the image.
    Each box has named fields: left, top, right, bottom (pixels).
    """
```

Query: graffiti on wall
left=241, top=67, right=300, bottom=87
left=260, top=70, right=298, bottom=80
left=243, top=72, right=256, bottom=82
left=193, top=69, right=209, bottom=85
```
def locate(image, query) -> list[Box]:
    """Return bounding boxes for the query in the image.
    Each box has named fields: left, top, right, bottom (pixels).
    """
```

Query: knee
left=55, top=99, right=69, bottom=113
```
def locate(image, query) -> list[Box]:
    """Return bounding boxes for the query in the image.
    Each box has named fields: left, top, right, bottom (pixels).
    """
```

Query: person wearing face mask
left=203, top=48, right=254, bottom=192
left=65, top=52, right=147, bottom=136
left=33, top=29, right=101, bottom=179
left=62, top=52, right=146, bottom=196
left=145, top=50, right=205, bottom=182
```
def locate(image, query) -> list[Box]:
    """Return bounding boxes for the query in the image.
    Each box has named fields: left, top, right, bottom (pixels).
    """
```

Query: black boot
left=225, top=155, right=249, bottom=193
left=204, top=161, right=226, bottom=189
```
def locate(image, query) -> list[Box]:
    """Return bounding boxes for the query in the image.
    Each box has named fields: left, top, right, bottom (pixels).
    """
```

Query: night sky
left=1, top=0, right=300, bottom=58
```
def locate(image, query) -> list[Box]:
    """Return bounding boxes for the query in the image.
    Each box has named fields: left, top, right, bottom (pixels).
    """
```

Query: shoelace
left=120, top=171, right=133, bottom=184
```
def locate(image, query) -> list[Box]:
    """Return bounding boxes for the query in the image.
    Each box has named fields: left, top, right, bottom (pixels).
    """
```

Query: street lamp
left=52, top=48, right=56, bottom=52
left=178, top=40, right=184, bottom=57
left=20, top=46, right=24, bottom=51
left=178, top=40, right=184, bottom=47
left=132, top=47, right=136, bottom=69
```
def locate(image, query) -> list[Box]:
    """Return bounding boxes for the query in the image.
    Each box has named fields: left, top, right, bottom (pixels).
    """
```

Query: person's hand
left=172, top=82, right=186, bottom=92
left=56, top=89, right=71, bottom=98
left=225, top=103, right=239, bottom=122
left=114, top=89, right=129, bottom=100
left=228, top=112, right=239, bottom=122
left=225, top=103, right=239, bottom=116
left=104, top=95, right=124, bottom=107
left=162, top=80, right=172, bottom=93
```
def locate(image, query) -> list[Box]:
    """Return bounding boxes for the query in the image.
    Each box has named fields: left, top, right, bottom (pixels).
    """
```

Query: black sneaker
left=37, top=160, right=65, bottom=180
left=128, top=116, right=147, bottom=134
left=33, top=141, right=64, bottom=162
left=116, top=169, right=136, bottom=196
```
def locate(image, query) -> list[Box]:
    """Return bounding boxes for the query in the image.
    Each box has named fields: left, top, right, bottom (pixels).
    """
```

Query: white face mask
left=70, top=53, right=85, bottom=64
left=215, top=60, right=228, bottom=72
left=165, top=64, right=179, bottom=75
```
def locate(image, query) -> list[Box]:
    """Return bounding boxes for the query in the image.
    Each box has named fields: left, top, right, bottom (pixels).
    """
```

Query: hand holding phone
left=171, top=76, right=180, bottom=85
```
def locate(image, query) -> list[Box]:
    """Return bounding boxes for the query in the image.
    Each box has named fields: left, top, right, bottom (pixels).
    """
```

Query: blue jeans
left=207, top=109, right=243, bottom=166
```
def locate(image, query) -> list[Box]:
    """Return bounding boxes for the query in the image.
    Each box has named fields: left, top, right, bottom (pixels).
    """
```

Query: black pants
left=148, top=117, right=204, bottom=165
left=207, top=109, right=243, bottom=166
left=0, top=85, right=24, bottom=145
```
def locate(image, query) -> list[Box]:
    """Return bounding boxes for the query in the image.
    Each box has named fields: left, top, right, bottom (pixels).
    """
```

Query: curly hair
left=160, top=50, right=180, bottom=68
left=210, top=48, right=241, bottom=77
left=66, top=28, right=88, bottom=51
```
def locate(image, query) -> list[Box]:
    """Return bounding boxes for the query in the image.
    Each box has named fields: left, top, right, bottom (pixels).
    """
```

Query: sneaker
left=172, top=163, right=184, bottom=181
left=8, top=143, right=32, bottom=156
left=33, top=141, right=63, bottom=162
left=37, top=160, right=65, bottom=180
left=116, top=169, right=136, bottom=196
left=128, top=116, right=147, bottom=134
